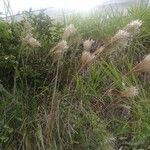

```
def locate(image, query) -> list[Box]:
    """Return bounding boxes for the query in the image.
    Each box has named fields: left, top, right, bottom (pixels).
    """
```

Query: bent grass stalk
left=46, top=60, right=60, bottom=143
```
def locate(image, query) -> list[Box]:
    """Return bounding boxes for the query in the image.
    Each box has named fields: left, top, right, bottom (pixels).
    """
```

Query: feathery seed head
left=120, top=86, right=138, bottom=97
left=56, top=40, right=68, bottom=51
left=63, top=24, right=77, bottom=40
left=81, top=51, right=95, bottom=65
left=93, top=46, right=104, bottom=56
left=106, top=20, right=142, bottom=53
left=124, top=19, right=142, bottom=35
left=111, top=30, right=130, bottom=48
left=83, top=39, right=94, bottom=51
left=51, top=40, right=68, bottom=60
left=22, top=21, right=41, bottom=48
left=23, top=21, right=33, bottom=34
left=28, top=37, right=41, bottom=48
left=22, top=33, right=41, bottom=48
left=134, top=54, right=150, bottom=72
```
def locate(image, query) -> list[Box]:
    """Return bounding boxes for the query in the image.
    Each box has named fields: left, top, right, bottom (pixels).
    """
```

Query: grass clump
left=0, top=4, right=150, bottom=150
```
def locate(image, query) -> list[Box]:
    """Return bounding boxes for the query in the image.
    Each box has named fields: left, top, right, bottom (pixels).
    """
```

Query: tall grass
left=2, top=0, right=13, bottom=19
left=0, top=3, right=150, bottom=150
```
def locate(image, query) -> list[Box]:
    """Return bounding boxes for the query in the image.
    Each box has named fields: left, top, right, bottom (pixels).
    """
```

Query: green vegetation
left=0, top=4, right=150, bottom=150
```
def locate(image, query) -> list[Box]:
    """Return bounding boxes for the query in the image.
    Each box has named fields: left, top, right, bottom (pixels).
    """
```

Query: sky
left=0, top=0, right=110, bottom=14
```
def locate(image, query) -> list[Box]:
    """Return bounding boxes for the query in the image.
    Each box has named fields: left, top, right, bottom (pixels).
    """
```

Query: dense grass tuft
left=0, top=4, right=150, bottom=150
